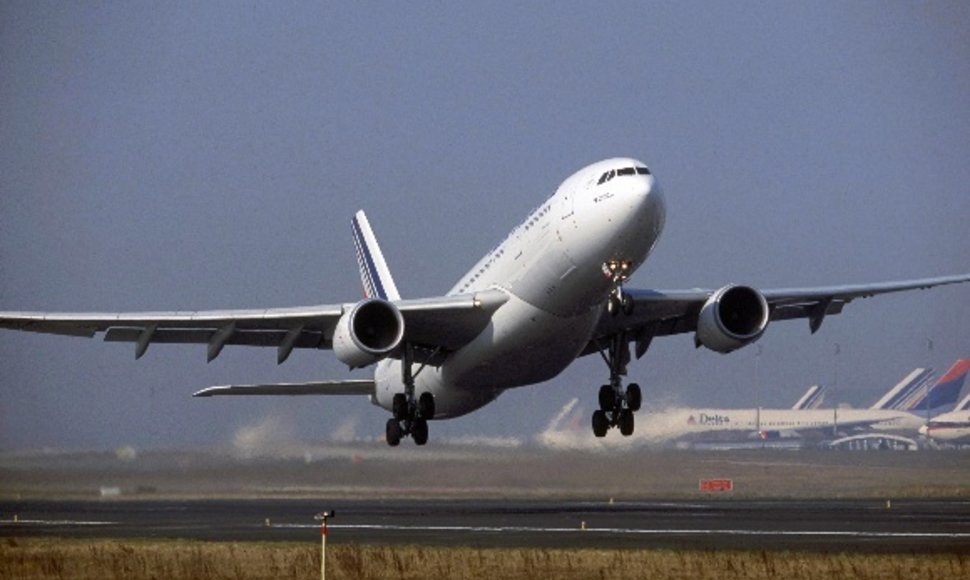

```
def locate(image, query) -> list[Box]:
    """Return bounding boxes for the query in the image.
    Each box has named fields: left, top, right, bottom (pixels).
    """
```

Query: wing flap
left=103, top=328, right=328, bottom=349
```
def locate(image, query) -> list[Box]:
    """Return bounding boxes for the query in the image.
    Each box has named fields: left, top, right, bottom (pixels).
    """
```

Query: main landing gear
left=591, top=333, right=642, bottom=438
left=385, top=344, right=436, bottom=447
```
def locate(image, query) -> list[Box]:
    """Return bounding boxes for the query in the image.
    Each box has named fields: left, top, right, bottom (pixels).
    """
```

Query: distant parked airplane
left=540, top=361, right=967, bottom=448
left=919, top=359, right=970, bottom=444
left=2, top=158, right=969, bottom=446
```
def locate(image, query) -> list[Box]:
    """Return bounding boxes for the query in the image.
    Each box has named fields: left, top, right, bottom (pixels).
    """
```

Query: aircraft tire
left=412, top=418, right=429, bottom=445
left=592, top=410, right=609, bottom=437
left=418, top=392, right=436, bottom=420
left=598, top=385, right=615, bottom=412
left=607, top=295, right=621, bottom=317
left=386, top=419, right=402, bottom=447
left=392, top=394, right=408, bottom=421
left=627, top=383, right=642, bottom=412
left=621, top=294, right=634, bottom=315
left=619, top=409, right=635, bottom=436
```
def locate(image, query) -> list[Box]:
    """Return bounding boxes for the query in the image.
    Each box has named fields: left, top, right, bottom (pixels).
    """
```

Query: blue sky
left=1, top=2, right=968, bottom=449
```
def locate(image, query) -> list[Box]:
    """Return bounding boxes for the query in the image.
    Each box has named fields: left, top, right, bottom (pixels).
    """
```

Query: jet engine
left=695, top=285, right=769, bottom=353
left=333, top=299, right=405, bottom=368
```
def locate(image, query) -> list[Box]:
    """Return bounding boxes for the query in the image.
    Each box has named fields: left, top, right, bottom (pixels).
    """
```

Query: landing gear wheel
left=412, top=419, right=429, bottom=446
left=607, top=295, right=621, bottom=317
left=618, top=409, right=635, bottom=436
left=592, top=410, right=609, bottom=438
left=418, top=392, right=436, bottom=420
left=386, top=419, right=402, bottom=446
left=621, top=294, right=634, bottom=315
left=598, top=385, right=616, bottom=412
left=627, top=383, right=642, bottom=412
left=392, top=394, right=409, bottom=421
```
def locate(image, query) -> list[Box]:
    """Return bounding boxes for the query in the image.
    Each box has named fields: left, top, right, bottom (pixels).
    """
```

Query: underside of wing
left=586, top=273, right=970, bottom=358
left=193, top=380, right=375, bottom=397
left=0, top=305, right=344, bottom=363
left=0, top=288, right=508, bottom=365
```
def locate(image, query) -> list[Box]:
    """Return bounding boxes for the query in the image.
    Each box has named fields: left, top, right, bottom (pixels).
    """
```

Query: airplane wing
left=586, top=273, right=970, bottom=358
left=193, top=380, right=375, bottom=397
left=0, top=288, right=508, bottom=364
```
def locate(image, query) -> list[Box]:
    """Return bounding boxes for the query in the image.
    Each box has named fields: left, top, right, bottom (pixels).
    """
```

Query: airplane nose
left=918, top=425, right=928, bottom=436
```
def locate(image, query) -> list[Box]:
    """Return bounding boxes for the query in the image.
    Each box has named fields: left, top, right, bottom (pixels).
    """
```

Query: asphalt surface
left=3, top=498, right=970, bottom=552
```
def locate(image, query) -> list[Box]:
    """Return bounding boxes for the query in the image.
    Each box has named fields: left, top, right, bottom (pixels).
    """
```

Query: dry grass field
left=3, top=446, right=970, bottom=501
left=2, top=538, right=968, bottom=580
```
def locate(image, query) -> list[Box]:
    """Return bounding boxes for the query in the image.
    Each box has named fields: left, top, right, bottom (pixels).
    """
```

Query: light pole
left=314, top=511, right=334, bottom=580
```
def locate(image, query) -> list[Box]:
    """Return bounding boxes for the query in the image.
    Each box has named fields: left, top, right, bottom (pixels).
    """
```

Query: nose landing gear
left=592, top=333, right=641, bottom=438
left=603, top=260, right=634, bottom=316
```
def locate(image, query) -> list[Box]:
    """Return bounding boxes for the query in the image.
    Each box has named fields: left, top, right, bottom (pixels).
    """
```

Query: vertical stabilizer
left=792, top=385, right=826, bottom=410
left=869, top=368, right=935, bottom=410
left=351, top=211, right=401, bottom=301
left=956, top=393, right=970, bottom=413
left=910, top=359, right=970, bottom=411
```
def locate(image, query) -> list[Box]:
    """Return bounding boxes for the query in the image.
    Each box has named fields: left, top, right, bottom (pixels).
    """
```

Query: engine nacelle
left=332, top=299, right=405, bottom=368
left=695, top=284, right=769, bottom=353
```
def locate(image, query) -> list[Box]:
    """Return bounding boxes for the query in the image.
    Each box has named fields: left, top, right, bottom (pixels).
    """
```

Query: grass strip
left=2, top=537, right=967, bottom=580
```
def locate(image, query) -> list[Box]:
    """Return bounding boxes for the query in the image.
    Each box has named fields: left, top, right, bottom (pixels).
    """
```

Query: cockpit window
left=597, top=166, right=650, bottom=185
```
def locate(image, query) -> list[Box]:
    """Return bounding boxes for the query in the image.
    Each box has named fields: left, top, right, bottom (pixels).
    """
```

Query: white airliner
left=919, top=359, right=970, bottom=444
left=2, top=158, right=969, bottom=446
left=540, top=363, right=965, bottom=449
left=921, top=397, right=970, bottom=444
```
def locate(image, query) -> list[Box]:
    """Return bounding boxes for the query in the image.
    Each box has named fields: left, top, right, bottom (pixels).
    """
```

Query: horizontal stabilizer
left=193, top=380, right=375, bottom=397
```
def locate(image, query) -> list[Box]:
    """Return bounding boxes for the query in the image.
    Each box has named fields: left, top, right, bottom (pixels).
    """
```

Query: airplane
left=539, top=361, right=968, bottom=448
left=918, top=359, right=970, bottom=444
left=2, top=157, right=969, bottom=447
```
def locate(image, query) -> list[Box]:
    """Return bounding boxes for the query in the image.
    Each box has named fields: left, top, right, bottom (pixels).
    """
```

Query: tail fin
left=792, top=384, right=826, bottom=410
left=909, top=359, right=970, bottom=411
left=351, top=210, right=401, bottom=301
left=956, top=392, right=970, bottom=413
left=869, top=368, right=935, bottom=410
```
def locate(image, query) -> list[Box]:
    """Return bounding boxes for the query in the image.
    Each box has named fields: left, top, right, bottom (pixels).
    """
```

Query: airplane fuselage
left=920, top=412, right=970, bottom=443
left=374, top=158, right=665, bottom=418
left=664, top=407, right=925, bottom=439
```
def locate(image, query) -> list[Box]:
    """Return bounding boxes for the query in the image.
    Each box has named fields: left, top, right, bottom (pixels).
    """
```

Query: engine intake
left=333, top=299, right=405, bottom=368
left=695, top=285, right=769, bottom=353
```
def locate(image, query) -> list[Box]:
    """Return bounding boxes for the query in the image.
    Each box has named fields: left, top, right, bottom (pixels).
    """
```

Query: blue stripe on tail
left=351, top=215, right=387, bottom=300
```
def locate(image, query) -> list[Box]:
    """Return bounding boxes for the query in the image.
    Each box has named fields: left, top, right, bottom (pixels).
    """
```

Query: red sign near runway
left=699, top=479, right=733, bottom=492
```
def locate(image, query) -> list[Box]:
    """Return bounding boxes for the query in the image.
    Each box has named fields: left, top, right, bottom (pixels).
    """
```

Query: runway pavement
left=3, top=498, right=970, bottom=552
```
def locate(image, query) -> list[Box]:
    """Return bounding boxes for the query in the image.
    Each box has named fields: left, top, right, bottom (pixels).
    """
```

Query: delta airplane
left=2, top=158, right=969, bottom=447
left=652, top=361, right=968, bottom=443
left=919, top=359, right=970, bottom=444
left=539, top=362, right=967, bottom=448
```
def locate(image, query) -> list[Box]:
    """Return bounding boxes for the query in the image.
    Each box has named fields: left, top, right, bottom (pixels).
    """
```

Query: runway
left=3, top=498, right=970, bottom=552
